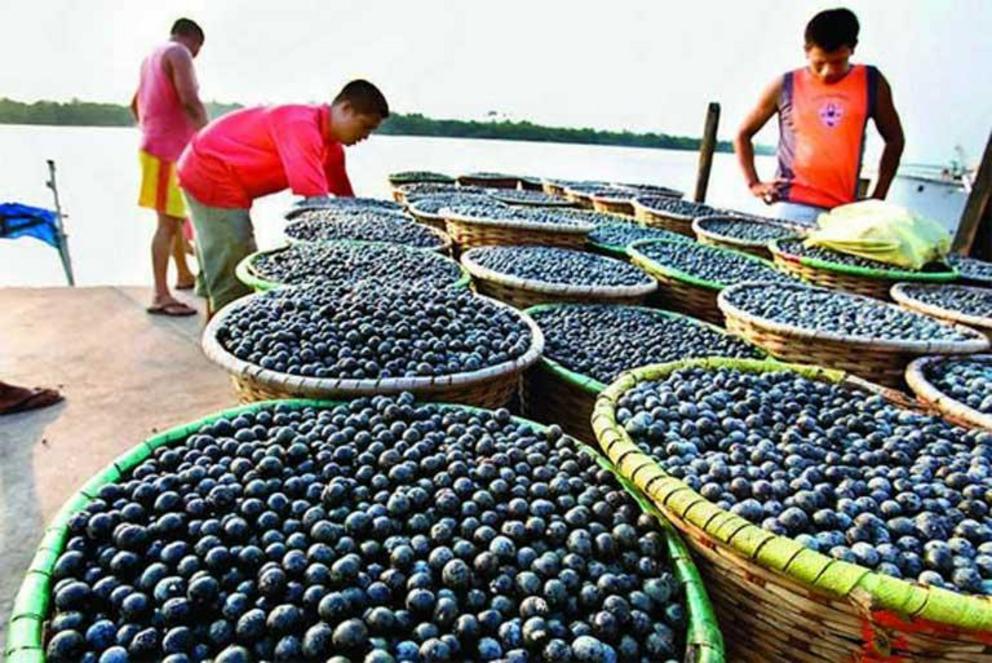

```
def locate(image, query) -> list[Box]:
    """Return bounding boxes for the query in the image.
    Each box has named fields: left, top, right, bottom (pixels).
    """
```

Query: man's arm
left=164, top=46, right=208, bottom=130
left=324, top=144, right=354, bottom=197
left=130, top=93, right=139, bottom=123
left=869, top=73, right=905, bottom=200
left=734, top=78, right=783, bottom=203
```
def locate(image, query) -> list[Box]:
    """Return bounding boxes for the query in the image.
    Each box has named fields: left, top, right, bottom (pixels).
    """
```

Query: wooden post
left=694, top=102, right=720, bottom=203
left=953, top=129, right=992, bottom=256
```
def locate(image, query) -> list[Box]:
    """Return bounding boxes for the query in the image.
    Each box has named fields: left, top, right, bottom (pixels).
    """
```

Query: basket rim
left=201, top=289, right=545, bottom=397
left=692, top=214, right=800, bottom=249
left=906, top=354, right=992, bottom=431
left=283, top=200, right=405, bottom=221
left=769, top=238, right=959, bottom=282
left=440, top=207, right=595, bottom=234
left=717, top=282, right=991, bottom=353
left=524, top=302, right=764, bottom=396
left=627, top=238, right=787, bottom=292
left=589, top=190, right=639, bottom=205
left=460, top=247, right=658, bottom=297
left=609, top=183, right=685, bottom=198
left=234, top=241, right=472, bottom=292
left=5, top=397, right=724, bottom=660
left=591, top=356, right=992, bottom=633
left=891, top=282, right=992, bottom=331
left=283, top=216, right=453, bottom=253
left=387, top=171, right=456, bottom=186
left=490, top=191, right=578, bottom=208
left=632, top=197, right=695, bottom=222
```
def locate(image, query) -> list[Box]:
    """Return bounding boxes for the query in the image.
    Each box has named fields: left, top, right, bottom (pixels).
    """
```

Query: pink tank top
left=137, top=43, right=197, bottom=162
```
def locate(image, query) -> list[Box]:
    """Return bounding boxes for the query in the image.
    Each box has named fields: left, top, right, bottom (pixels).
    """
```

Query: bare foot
left=0, top=380, right=63, bottom=415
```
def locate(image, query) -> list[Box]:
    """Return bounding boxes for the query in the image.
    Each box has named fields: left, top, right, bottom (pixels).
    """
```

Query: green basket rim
left=770, top=238, right=959, bottom=282
left=7, top=399, right=724, bottom=661
left=234, top=241, right=471, bottom=292
left=524, top=302, right=767, bottom=396
left=627, top=238, right=786, bottom=291
left=591, top=356, right=992, bottom=634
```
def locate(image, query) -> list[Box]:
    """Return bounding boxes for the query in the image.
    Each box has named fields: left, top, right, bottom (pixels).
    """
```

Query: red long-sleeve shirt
left=177, top=104, right=354, bottom=209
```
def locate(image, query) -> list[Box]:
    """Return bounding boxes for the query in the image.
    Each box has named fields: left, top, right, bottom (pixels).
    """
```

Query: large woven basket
left=906, top=354, right=992, bottom=430
left=891, top=282, right=992, bottom=342
left=590, top=191, right=637, bottom=216
left=441, top=208, right=593, bottom=251
left=541, top=179, right=569, bottom=198
left=405, top=202, right=449, bottom=231
left=769, top=240, right=958, bottom=300
left=5, top=399, right=724, bottom=663
left=718, top=283, right=990, bottom=389
left=593, top=356, right=992, bottom=662
left=562, top=186, right=597, bottom=209
left=692, top=215, right=801, bottom=260
left=461, top=248, right=657, bottom=309
left=627, top=240, right=788, bottom=326
left=202, top=293, right=544, bottom=407
left=633, top=199, right=696, bottom=237
left=234, top=243, right=472, bottom=293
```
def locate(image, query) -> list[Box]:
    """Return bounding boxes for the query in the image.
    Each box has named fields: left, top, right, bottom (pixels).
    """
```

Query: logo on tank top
left=819, top=101, right=843, bottom=128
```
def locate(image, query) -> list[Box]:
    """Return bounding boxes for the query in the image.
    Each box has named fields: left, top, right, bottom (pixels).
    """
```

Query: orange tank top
left=777, top=64, right=877, bottom=209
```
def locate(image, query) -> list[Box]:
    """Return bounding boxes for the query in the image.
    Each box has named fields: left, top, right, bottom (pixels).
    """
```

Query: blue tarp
left=0, top=202, right=61, bottom=249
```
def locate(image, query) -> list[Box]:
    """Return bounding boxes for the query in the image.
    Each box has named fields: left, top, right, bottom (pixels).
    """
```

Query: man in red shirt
left=177, top=79, right=389, bottom=314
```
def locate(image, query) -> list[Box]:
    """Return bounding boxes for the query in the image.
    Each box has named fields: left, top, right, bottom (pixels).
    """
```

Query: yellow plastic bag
left=804, top=200, right=951, bottom=270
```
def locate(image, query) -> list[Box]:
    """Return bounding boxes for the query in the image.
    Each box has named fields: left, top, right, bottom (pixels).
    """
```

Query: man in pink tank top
left=132, top=18, right=208, bottom=316
left=734, top=8, right=905, bottom=225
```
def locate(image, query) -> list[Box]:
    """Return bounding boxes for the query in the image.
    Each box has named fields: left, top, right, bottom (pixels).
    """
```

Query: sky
left=1, top=0, right=989, bottom=165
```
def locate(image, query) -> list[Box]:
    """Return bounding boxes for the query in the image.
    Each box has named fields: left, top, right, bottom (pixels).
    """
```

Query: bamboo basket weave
left=593, top=356, right=992, bottom=662
left=202, top=293, right=544, bottom=407
left=769, top=240, right=958, bottom=301
left=541, top=179, right=569, bottom=198
left=234, top=243, right=471, bottom=293
left=590, top=192, right=637, bottom=216
left=5, top=398, right=724, bottom=663
left=627, top=240, right=789, bottom=326
left=563, top=186, right=597, bottom=209
left=891, top=282, right=992, bottom=342
left=460, top=248, right=657, bottom=309
left=692, top=215, right=801, bottom=260
left=633, top=199, right=696, bottom=237
left=906, top=355, right=992, bottom=431
left=718, top=283, right=990, bottom=389
left=406, top=202, right=450, bottom=231
left=441, top=208, right=594, bottom=251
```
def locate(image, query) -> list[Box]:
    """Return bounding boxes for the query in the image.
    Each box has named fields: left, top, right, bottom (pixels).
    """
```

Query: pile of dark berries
left=612, top=183, right=683, bottom=199
left=217, top=284, right=533, bottom=379
left=899, top=283, right=992, bottom=320
left=408, top=194, right=500, bottom=216
left=634, top=197, right=716, bottom=218
left=248, top=243, right=464, bottom=289
left=401, top=184, right=489, bottom=204
left=490, top=190, right=575, bottom=207
left=922, top=356, right=992, bottom=415
left=775, top=239, right=954, bottom=274
left=695, top=216, right=798, bottom=244
left=615, top=365, right=992, bottom=594
left=722, top=283, right=978, bottom=343
left=44, top=395, right=689, bottom=661
left=949, top=255, right=992, bottom=286
left=532, top=304, right=762, bottom=384
left=443, top=202, right=594, bottom=230
left=389, top=171, right=456, bottom=186
left=291, top=197, right=403, bottom=216
left=466, top=246, right=655, bottom=289
left=457, top=172, right=520, bottom=184
left=588, top=221, right=691, bottom=250
left=284, top=212, right=445, bottom=250
left=586, top=188, right=639, bottom=201
left=634, top=240, right=796, bottom=287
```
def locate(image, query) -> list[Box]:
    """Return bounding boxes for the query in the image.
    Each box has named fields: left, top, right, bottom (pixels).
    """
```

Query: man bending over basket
left=177, top=79, right=389, bottom=316
left=733, top=8, right=905, bottom=225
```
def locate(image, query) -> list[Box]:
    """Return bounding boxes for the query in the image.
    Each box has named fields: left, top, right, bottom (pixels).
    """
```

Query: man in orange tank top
left=734, top=8, right=905, bottom=225
left=132, top=18, right=208, bottom=316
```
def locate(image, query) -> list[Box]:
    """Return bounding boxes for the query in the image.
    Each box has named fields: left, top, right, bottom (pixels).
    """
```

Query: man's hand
left=749, top=180, right=785, bottom=204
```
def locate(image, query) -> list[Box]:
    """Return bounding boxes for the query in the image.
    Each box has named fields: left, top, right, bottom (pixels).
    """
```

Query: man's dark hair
left=334, top=80, right=390, bottom=119
left=171, top=18, right=204, bottom=43
left=805, top=8, right=859, bottom=51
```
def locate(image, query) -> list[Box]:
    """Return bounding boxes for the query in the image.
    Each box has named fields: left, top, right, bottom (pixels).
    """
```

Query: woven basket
left=906, top=355, right=992, bottom=430
left=406, top=203, right=450, bottom=231
left=441, top=209, right=593, bottom=251
left=202, top=293, right=544, bottom=408
left=593, top=356, right=992, bottom=662
left=718, top=283, right=990, bottom=389
left=692, top=215, right=800, bottom=260
left=457, top=173, right=519, bottom=189
left=891, top=283, right=992, bottom=342
left=460, top=249, right=657, bottom=309
left=517, top=176, right=545, bottom=192
left=627, top=240, right=788, bottom=326
left=234, top=243, right=472, bottom=293
left=769, top=240, right=958, bottom=301
left=284, top=218, right=454, bottom=255
left=563, top=186, right=596, bottom=209
left=590, top=193, right=636, bottom=216
left=541, top=179, right=569, bottom=198
left=5, top=399, right=724, bottom=663
left=633, top=199, right=696, bottom=237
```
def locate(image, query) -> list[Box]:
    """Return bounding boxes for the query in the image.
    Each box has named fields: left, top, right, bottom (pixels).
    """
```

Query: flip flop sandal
left=147, top=301, right=197, bottom=317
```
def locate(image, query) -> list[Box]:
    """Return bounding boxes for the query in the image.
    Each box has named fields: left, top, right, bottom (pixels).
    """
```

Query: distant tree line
left=0, top=97, right=768, bottom=154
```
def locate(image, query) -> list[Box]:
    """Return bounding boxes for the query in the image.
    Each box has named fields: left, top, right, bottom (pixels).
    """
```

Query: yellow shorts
left=138, top=150, right=187, bottom=218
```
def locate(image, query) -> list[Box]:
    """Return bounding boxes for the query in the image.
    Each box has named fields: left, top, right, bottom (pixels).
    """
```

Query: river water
left=0, top=125, right=776, bottom=287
